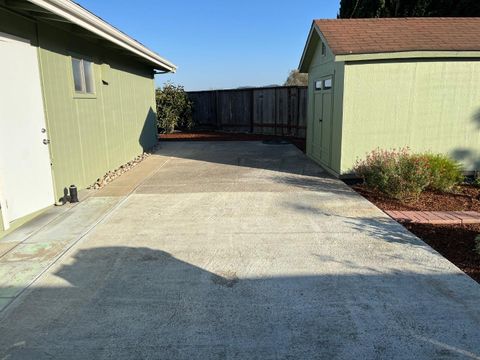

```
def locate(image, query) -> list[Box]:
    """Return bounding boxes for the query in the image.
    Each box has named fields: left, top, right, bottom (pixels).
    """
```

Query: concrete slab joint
left=0, top=142, right=478, bottom=359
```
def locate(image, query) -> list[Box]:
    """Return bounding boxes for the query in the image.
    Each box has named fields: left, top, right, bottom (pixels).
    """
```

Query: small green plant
left=354, top=148, right=431, bottom=201
left=155, top=82, right=193, bottom=133
left=422, top=153, right=463, bottom=192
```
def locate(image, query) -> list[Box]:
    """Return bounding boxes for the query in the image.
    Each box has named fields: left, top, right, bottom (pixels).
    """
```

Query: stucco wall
left=341, top=60, right=480, bottom=174
left=0, top=7, right=158, bottom=200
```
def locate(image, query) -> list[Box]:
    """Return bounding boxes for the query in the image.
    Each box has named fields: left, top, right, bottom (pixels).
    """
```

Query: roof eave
left=27, top=0, right=177, bottom=72
left=335, top=50, right=480, bottom=62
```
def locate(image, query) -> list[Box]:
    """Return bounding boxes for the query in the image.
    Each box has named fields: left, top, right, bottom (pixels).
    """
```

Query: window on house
left=323, top=78, right=332, bottom=90
left=71, top=57, right=95, bottom=94
left=315, top=80, right=322, bottom=90
left=321, top=42, right=326, bottom=56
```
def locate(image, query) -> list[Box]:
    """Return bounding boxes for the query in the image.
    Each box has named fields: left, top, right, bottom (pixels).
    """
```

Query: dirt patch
left=352, top=184, right=480, bottom=212
left=159, top=131, right=306, bottom=153
left=352, top=184, right=480, bottom=283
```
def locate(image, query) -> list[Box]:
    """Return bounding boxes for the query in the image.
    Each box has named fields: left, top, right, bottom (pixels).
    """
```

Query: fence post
left=214, top=90, right=219, bottom=130
left=250, top=89, right=254, bottom=133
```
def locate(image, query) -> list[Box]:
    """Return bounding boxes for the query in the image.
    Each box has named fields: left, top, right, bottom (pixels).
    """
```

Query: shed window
left=315, top=80, right=322, bottom=90
left=323, top=78, right=332, bottom=90
left=72, top=57, right=95, bottom=94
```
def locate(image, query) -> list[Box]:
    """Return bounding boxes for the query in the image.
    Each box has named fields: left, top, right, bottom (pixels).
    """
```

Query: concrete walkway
left=0, top=141, right=479, bottom=359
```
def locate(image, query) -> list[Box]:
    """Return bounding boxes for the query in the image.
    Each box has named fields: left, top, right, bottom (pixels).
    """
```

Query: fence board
left=188, top=86, right=307, bottom=138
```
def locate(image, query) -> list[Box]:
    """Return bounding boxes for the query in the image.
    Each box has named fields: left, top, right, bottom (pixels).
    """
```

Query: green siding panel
left=341, top=60, right=480, bottom=173
left=305, top=40, right=344, bottom=175
left=0, top=7, right=158, bottom=236
left=35, top=22, right=157, bottom=199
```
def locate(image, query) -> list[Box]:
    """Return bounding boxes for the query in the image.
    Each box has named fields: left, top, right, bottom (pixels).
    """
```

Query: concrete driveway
left=0, top=141, right=479, bottom=359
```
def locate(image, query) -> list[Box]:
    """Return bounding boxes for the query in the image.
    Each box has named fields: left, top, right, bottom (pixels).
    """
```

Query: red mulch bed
left=352, top=184, right=480, bottom=283
left=159, top=131, right=306, bottom=153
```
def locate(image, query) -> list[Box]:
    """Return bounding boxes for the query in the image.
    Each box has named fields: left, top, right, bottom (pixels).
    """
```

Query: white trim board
left=26, top=0, right=176, bottom=72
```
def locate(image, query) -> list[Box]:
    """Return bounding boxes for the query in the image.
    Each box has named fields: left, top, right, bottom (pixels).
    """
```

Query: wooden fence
left=187, top=86, right=308, bottom=138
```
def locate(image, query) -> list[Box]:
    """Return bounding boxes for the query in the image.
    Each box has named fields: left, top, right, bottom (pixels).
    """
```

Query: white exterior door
left=0, top=32, right=55, bottom=225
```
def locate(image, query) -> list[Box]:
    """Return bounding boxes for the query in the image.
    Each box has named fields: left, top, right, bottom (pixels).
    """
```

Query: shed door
left=312, top=76, right=333, bottom=166
left=0, top=32, right=55, bottom=226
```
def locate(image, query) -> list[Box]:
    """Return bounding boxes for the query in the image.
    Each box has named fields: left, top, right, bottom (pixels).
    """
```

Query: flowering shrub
left=355, top=148, right=465, bottom=200
left=354, top=148, right=431, bottom=200
left=422, top=153, right=463, bottom=192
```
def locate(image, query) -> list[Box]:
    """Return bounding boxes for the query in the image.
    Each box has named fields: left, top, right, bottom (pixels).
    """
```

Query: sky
left=76, top=0, right=340, bottom=91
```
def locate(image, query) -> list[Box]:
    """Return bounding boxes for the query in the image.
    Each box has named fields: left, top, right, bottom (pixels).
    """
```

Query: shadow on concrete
left=0, top=246, right=479, bottom=359
left=154, top=141, right=338, bottom=182
left=270, top=174, right=355, bottom=195
left=280, top=200, right=433, bottom=248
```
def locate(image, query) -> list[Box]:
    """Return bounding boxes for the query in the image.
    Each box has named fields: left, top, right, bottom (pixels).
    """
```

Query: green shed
left=299, top=18, right=480, bottom=177
left=0, top=0, right=176, bottom=234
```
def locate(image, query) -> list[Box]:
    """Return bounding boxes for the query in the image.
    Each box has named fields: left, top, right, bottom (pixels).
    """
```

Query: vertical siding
left=341, top=60, right=480, bottom=173
left=306, top=37, right=344, bottom=175
left=37, top=22, right=157, bottom=198
left=0, top=7, right=158, bottom=236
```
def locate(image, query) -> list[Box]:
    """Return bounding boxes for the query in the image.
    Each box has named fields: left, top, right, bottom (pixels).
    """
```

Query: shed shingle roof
left=314, top=18, right=480, bottom=55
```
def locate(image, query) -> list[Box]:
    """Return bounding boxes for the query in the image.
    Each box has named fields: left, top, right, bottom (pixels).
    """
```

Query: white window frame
left=323, top=78, right=332, bottom=90
left=71, top=57, right=95, bottom=95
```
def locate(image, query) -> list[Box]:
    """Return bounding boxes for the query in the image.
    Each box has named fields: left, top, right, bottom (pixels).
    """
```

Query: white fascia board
left=335, top=50, right=480, bottom=62
left=27, top=0, right=177, bottom=72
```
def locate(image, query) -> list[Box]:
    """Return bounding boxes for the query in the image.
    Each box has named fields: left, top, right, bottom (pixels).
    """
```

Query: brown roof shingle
left=314, top=18, right=480, bottom=55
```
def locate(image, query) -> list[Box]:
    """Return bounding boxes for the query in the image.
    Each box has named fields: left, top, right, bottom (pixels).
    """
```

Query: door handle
left=318, top=118, right=323, bottom=122
left=43, top=139, right=50, bottom=145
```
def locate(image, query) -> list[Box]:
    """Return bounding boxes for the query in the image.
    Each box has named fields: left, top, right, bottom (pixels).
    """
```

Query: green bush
left=355, top=149, right=465, bottom=200
left=354, top=148, right=431, bottom=201
left=156, top=83, right=193, bottom=133
left=422, top=153, right=463, bottom=192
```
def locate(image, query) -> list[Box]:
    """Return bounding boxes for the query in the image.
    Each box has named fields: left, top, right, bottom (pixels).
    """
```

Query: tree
left=284, top=69, right=308, bottom=86
left=338, top=0, right=480, bottom=18
left=155, top=83, right=193, bottom=134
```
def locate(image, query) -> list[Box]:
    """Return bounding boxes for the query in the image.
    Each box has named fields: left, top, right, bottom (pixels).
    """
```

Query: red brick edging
left=385, top=210, right=480, bottom=225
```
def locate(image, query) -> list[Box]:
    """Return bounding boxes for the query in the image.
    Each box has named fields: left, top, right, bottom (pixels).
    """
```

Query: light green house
left=0, top=0, right=176, bottom=235
left=299, top=18, right=480, bottom=177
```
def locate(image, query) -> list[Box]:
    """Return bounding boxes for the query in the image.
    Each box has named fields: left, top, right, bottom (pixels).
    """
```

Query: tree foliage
left=338, top=0, right=480, bottom=18
left=284, top=69, right=308, bottom=86
left=155, top=83, right=193, bottom=134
